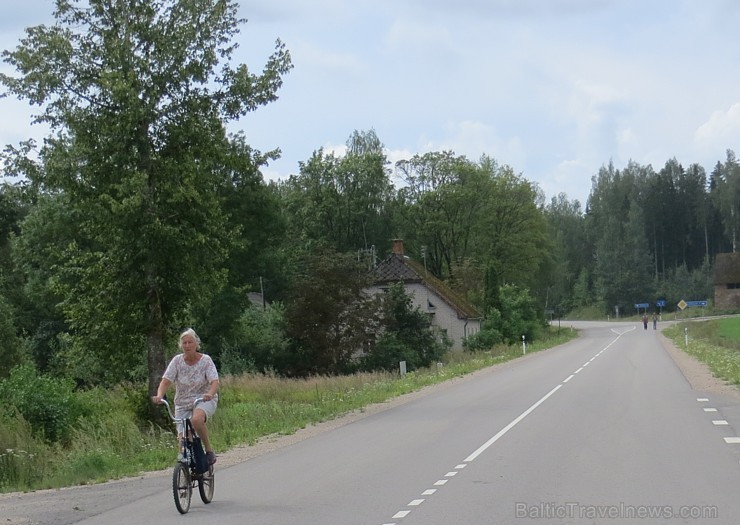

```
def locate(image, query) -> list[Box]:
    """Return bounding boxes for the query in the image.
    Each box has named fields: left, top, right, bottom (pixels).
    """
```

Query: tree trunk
left=147, top=282, right=168, bottom=423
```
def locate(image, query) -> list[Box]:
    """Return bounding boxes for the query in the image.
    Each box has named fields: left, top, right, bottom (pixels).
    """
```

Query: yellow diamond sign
left=677, top=299, right=687, bottom=310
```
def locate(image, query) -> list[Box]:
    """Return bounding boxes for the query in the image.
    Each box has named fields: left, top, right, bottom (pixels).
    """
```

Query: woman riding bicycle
left=152, top=328, right=220, bottom=465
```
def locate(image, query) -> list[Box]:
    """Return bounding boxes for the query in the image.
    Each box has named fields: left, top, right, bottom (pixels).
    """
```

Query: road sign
left=634, top=303, right=649, bottom=309
left=677, top=299, right=687, bottom=310
left=685, top=300, right=708, bottom=308
left=656, top=299, right=666, bottom=307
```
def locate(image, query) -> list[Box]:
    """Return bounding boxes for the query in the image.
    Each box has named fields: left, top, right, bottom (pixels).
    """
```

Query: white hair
left=178, top=328, right=201, bottom=348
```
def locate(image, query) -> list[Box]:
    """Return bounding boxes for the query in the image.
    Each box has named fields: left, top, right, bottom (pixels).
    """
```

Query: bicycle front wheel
left=198, top=464, right=215, bottom=503
left=173, top=462, right=192, bottom=514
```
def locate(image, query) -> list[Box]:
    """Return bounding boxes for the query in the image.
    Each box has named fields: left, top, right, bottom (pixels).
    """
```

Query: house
left=714, top=252, right=740, bottom=310
left=368, top=239, right=482, bottom=351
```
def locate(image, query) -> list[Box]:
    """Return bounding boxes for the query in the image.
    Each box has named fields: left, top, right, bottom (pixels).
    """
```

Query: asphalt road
left=4, top=320, right=740, bottom=524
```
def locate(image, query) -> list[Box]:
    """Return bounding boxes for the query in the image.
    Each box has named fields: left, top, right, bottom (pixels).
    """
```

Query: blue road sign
left=685, top=300, right=708, bottom=307
left=656, top=299, right=666, bottom=307
left=634, top=303, right=649, bottom=309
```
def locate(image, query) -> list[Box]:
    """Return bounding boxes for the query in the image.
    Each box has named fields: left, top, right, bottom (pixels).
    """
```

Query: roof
left=714, top=252, right=740, bottom=283
left=371, top=253, right=483, bottom=319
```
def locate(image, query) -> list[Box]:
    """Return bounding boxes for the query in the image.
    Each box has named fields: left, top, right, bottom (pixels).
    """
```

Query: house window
left=427, top=299, right=436, bottom=310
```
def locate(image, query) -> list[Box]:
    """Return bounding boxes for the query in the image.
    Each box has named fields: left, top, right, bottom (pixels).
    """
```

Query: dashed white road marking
left=433, top=479, right=448, bottom=486
left=422, top=489, right=436, bottom=495
left=392, top=510, right=410, bottom=518
left=713, top=420, right=729, bottom=425
left=563, top=374, right=575, bottom=383
left=697, top=398, right=709, bottom=402
left=408, top=499, right=424, bottom=506
left=703, top=408, right=718, bottom=412
left=723, top=437, right=740, bottom=444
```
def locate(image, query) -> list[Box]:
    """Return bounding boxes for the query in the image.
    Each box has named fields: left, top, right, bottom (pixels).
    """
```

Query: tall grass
left=663, top=317, right=740, bottom=387
left=0, top=326, right=576, bottom=493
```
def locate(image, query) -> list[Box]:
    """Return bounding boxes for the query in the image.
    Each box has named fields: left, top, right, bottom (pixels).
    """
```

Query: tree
left=360, top=282, right=449, bottom=372
left=396, top=151, right=484, bottom=278
left=282, top=129, right=394, bottom=254
left=0, top=0, right=292, bottom=395
left=281, top=245, right=379, bottom=376
left=544, top=193, right=589, bottom=311
left=712, top=150, right=740, bottom=253
left=589, top=161, right=654, bottom=312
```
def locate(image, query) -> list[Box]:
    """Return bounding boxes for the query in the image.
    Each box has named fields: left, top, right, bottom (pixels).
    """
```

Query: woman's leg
left=191, top=408, right=212, bottom=452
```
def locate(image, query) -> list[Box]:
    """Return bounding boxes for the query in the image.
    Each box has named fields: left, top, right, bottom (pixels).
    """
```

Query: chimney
left=392, top=239, right=404, bottom=255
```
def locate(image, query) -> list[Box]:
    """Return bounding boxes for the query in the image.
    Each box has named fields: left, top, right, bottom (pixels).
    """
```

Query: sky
left=2, top=0, right=740, bottom=207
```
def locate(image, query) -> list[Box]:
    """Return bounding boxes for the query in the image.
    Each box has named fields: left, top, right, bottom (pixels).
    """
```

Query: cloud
left=293, top=40, right=365, bottom=76
left=694, top=103, right=740, bottom=146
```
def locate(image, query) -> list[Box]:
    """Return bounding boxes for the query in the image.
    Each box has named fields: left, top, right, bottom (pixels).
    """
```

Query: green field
left=717, top=317, right=740, bottom=342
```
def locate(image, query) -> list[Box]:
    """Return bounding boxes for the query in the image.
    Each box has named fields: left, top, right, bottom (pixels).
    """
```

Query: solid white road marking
left=464, top=384, right=563, bottom=462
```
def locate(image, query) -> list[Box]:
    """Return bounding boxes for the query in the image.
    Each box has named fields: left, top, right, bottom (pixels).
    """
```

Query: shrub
left=360, top=283, right=449, bottom=372
left=0, top=364, right=80, bottom=443
left=463, top=326, right=503, bottom=352
left=220, top=303, right=288, bottom=375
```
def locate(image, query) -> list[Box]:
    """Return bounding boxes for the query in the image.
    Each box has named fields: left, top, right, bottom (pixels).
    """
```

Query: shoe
left=206, top=451, right=217, bottom=465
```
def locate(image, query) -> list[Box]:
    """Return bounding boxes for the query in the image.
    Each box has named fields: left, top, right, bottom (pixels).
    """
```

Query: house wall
left=714, top=285, right=740, bottom=310
left=367, top=283, right=481, bottom=351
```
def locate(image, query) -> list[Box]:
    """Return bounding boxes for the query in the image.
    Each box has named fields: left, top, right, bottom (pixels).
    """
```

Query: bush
left=463, top=326, right=503, bottom=352
left=488, top=284, right=543, bottom=344
left=0, top=364, right=80, bottom=443
left=359, top=283, right=449, bottom=372
left=220, top=303, right=289, bottom=375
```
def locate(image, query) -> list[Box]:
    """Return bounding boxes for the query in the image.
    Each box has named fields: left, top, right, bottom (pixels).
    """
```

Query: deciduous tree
left=0, top=0, right=292, bottom=395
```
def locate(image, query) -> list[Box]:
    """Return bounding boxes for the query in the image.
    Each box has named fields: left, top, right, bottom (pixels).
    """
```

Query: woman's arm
left=151, top=378, right=173, bottom=404
left=203, top=379, right=219, bottom=401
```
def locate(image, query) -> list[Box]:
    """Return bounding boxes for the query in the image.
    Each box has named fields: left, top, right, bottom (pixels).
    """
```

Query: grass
left=663, top=316, right=740, bottom=387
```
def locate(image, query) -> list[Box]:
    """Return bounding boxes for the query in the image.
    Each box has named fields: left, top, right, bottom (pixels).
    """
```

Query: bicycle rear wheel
left=173, top=462, right=192, bottom=514
left=198, top=464, right=215, bottom=503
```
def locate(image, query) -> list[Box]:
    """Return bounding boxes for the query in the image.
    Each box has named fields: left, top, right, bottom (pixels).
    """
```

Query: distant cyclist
left=152, top=328, right=220, bottom=465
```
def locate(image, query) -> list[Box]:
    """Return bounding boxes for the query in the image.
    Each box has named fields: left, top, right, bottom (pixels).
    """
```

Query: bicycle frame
left=158, top=398, right=214, bottom=514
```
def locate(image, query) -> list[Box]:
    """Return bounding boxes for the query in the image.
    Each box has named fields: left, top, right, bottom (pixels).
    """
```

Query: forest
left=1, top=0, right=739, bottom=396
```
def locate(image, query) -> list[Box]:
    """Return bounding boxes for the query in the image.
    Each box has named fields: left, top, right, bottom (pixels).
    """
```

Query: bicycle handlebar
left=158, top=397, right=205, bottom=423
